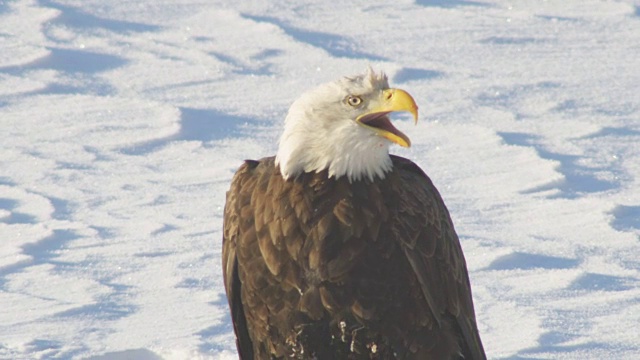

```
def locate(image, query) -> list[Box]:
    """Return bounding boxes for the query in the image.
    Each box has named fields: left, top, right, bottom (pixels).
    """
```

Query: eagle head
left=275, top=68, right=419, bottom=182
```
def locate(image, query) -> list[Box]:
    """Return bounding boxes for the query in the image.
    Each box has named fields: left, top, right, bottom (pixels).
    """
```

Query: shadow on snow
left=498, top=132, right=617, bottom=199
left=242, top=14, right=387, bottom=61
left=415, top=0, right=490, bottom=8
left=0, top=198, right=38, bottom=224
left=0, top=47, right=125, bottom=96
left=39, top=0, right=160, bottom=33
left=486, top=252, right=580, bottom=271
left=568, top=272, right=635, bottom=292
left=120, top=107, right=261, bottom=155
left=0, top=229, right=79, bottom=289
left=609, top=205, right=640, bottom=232
left=197, top=294, right=235, bottom=354
left=84, top=348, right=164, bottom=360
left=393, top=67, right=444, bottom=83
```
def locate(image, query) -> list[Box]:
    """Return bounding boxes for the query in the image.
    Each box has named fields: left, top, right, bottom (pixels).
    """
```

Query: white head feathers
left=275, top=68, right=399, bottom=182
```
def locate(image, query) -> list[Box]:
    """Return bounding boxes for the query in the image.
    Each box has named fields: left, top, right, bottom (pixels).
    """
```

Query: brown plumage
left=222, top=69, right=485, bottom=359
left=222, top=156, right=486, bottom=359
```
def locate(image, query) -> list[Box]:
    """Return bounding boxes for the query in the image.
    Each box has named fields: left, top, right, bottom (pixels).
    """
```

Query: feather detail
left=222, top=156, right=486, bottom=359
left=276, top=69, right=393, bottom=182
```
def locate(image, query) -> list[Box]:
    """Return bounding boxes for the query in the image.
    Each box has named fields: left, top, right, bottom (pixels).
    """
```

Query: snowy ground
left=1, top=0, right=640, bottom=359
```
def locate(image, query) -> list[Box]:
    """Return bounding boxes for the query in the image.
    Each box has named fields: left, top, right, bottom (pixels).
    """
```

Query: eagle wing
left=391, top=155, right=486, bottom=359
left=222, top=160, right=259, bottom=359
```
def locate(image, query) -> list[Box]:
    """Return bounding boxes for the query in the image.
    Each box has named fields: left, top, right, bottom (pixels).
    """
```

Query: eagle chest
left=237, top=168, right=421, bottom=327
left=254, top=172, right=396, bottom=266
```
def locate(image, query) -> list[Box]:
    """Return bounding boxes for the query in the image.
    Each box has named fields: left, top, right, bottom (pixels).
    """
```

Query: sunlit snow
left=1, top=1, right=639, bottom=359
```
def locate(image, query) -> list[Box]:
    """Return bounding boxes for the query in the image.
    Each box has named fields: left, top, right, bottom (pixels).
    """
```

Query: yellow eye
left=347, top=95, right=362, bottom=107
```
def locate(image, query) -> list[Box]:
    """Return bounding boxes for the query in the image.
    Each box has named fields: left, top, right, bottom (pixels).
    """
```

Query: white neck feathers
left=275, top=70, right=393, bottom=182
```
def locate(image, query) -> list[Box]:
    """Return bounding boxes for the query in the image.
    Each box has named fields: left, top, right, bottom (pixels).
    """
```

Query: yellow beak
left=355, top=88, right=419, bottom=147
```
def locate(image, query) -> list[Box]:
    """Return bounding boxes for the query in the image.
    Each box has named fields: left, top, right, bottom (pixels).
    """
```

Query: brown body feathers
left=222, top=156, right=485, bottom=359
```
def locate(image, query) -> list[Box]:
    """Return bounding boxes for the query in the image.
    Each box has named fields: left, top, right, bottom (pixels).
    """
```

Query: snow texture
left=1, top=0, right=639, bottom=359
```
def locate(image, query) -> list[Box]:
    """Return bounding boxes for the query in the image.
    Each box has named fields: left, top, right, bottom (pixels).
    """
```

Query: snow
left=1, top=0, right=639, bottom=359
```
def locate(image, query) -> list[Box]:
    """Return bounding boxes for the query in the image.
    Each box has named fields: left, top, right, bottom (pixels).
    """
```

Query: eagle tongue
left=360, top=112, right=402, bottom=138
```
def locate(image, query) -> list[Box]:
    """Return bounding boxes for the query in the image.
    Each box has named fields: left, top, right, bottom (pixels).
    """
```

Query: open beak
left=355, top=88, right=418, bottom=147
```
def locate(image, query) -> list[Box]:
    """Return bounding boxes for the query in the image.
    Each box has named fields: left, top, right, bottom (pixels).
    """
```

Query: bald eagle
left=222, top=69, right=486, bottom=359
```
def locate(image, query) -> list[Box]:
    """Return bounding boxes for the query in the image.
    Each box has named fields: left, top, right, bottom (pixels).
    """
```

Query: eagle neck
left=275, top=125, right=393, bottom=182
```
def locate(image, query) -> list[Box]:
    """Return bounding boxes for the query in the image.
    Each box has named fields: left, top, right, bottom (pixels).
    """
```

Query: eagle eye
left=347, top=95, right=363, bottom=107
